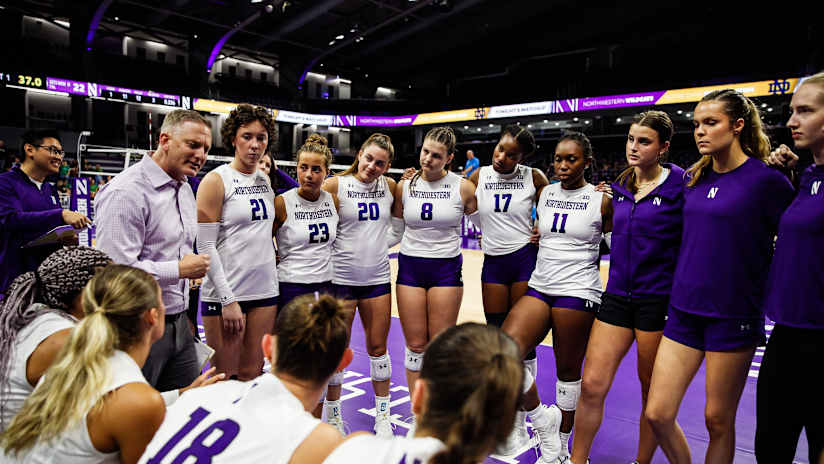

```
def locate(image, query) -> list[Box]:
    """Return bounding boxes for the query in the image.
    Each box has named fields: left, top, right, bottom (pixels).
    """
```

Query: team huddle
left=1, top=72, right=823, bottom=464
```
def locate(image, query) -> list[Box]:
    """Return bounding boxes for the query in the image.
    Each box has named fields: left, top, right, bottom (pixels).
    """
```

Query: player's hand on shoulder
left=529, top=225, right=540, bottom=244
left=594, top=181, right=613, bottom=196
left=401, top=167, right=417, bottom=181
left=767, top=144, right=799, bottom=169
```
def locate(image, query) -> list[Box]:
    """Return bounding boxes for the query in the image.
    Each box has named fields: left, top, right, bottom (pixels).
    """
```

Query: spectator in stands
left=58, top=160, right=69, bottom=181
left=95, top=109, right=212, bottom=392
left=0, top=129, right=91, bottom=296
left=462, top=149, right=479, bottom=178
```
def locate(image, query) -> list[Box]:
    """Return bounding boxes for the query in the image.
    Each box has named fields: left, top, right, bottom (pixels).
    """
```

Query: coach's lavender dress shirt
left=95, top=155, right=197, bottom=315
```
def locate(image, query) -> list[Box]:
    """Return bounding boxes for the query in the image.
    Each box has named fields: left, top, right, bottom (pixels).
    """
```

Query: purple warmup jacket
left=0, top=166, right=64, bottom=291
left=606, top=163, right=685, bottom=298
left=764, top=164, right=824, bottom=329
left=670, top=157, right=794, bottom=319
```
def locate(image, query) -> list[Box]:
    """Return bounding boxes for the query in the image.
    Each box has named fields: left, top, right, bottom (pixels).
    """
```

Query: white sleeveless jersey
left=139, top=374, right=320, bottom=464
left=2, top=308, right=75, bottom=433
left=15, top=351, right=147, bottom=464
left=201, top=164, right=278, bottom=303
left=529, top=183, right=604, bottom=303
left=323, top=435, right=446, bottom=464
left=400, top=172, right=464, bottom=258
left=332, top=175, right=394, bottom=285
left=276, top=188, right=338, bottom=283
left=475, top=165, right=537, bottom=255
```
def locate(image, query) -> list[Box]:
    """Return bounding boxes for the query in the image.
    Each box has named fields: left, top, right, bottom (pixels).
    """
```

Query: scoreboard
left=1, top=70, right=190, bottom=109
left=0, top=72, right=47, bottom=90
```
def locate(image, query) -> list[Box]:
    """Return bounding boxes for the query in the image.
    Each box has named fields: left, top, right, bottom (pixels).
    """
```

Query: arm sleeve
left=0, top=178, right=64, bottom=234
left=387, top=216, right=405, bottom=248
left=197, top=222, right=236, bottom=306
left=94, top=189, right=180, bottom=285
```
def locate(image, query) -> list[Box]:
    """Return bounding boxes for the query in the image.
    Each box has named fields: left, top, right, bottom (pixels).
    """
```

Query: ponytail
left=418, top=323, right=523, bottom=464
left=431, top=351, right=523, bottom=464
left=274, top=293, right=348, bottom=385
left=686, top=89, right=769, bottom=187
left=0, top=265, right=158, bottom=454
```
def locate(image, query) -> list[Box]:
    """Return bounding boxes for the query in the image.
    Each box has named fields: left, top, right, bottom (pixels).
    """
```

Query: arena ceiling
left=2, top=0, right=822, bottom=105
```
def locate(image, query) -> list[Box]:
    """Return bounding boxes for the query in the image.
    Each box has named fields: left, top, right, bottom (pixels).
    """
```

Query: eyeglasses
left=34, top=145, right=65, bottom=157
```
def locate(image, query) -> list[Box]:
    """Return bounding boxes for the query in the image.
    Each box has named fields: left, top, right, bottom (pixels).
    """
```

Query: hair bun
left=311, top=294, right=339, bottom=321
left=306, top=133, right=328, bottom=147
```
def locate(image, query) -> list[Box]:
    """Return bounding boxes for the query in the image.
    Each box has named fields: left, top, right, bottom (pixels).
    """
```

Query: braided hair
left=0, top=246, right=110, bottom=428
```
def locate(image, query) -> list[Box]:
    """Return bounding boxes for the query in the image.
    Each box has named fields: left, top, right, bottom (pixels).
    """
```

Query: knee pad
left=370, top=353, right=392, bottom=381
left=522, top=368, right=534, bottom=394
left=404, top=347, right=424, bottom=372
left=329, top=370, right=344, bottom=386
left=556, top=379, right=582, bottom=412
left=523, top=358, right=537, bottom=382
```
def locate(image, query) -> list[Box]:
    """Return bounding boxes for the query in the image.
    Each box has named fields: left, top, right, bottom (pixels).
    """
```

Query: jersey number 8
left=420, top=202, right=433, bottom=221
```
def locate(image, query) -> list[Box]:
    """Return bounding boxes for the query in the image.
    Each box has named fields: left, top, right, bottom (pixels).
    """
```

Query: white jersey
left=323, top=435, right=445, bottom=464
left=276, top=188, right=338, bottom=283
left=1, top=308, right=75, bottom=433
left=139, top=374, right=320, bottom=464
left=332, top=175, right=394, bottom=285
left=529, top=183, right=604, bottom=303
left=475, top=165, right=536, bottom=255
left=400, top=172, right=464, bottom=258
left=14, top=351, right=147, bottom=464
left=201, top=164, right=278, bottom=303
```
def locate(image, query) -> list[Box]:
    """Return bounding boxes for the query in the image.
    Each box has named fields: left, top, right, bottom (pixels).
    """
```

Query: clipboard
left=22, top=225, right=79, bottom=248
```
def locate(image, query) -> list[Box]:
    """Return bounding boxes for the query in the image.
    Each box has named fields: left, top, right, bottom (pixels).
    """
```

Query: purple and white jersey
left=529, top=182, right=604, bottom=304
left=670, top=157, right=794, bottom=319
left=332, top=175, right=394, bottom=286
left=276, top=188, right=338, bottom=283
left=400, top=172, right=464, bottom=258
left=139, top=374, right=320, bottom=464
left=475, top=165, right=536, bottom=255
left=765, top=164, right=824, bottom=329
left=200, top=164, right=278, bottom=303
left=322, top=435, right=445, bottom=464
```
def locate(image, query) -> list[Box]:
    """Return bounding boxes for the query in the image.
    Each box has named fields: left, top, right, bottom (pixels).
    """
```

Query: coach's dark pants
left=755, top=324, right=824, bottom=463
left=142, top=312, right=200, bottom=392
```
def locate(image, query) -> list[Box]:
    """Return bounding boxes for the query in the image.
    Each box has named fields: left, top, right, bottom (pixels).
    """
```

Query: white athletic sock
left=375, top=395, right=391, bottom=417
left=324, top=399, right=341, bottom=422
left=560, top=431, right=571, bottom=454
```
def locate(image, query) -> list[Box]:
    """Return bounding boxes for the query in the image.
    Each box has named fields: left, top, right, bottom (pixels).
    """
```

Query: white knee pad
left=329, top=370, right=344, bottom=386
left=370, top=353, right=392, bottom=381
left=556, top=379, right=582, bottom=412
left=522, top=369, right=534, bottom=394
left=523, top=358, right=537, bottom=381
left=404, top=347, right=424, bottom=372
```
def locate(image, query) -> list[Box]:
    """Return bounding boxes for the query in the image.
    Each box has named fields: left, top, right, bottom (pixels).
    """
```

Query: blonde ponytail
left=0, top=265, right=159, bottom=455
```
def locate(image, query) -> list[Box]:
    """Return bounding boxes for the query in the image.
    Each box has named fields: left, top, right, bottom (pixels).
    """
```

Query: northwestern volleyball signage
left=23, top=70, right=804, bottom=126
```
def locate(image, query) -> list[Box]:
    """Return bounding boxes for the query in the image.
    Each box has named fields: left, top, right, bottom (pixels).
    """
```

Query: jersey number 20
left=358, top=202, right=380, bottom=221
left=145, top=406, right=239, bottom=464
